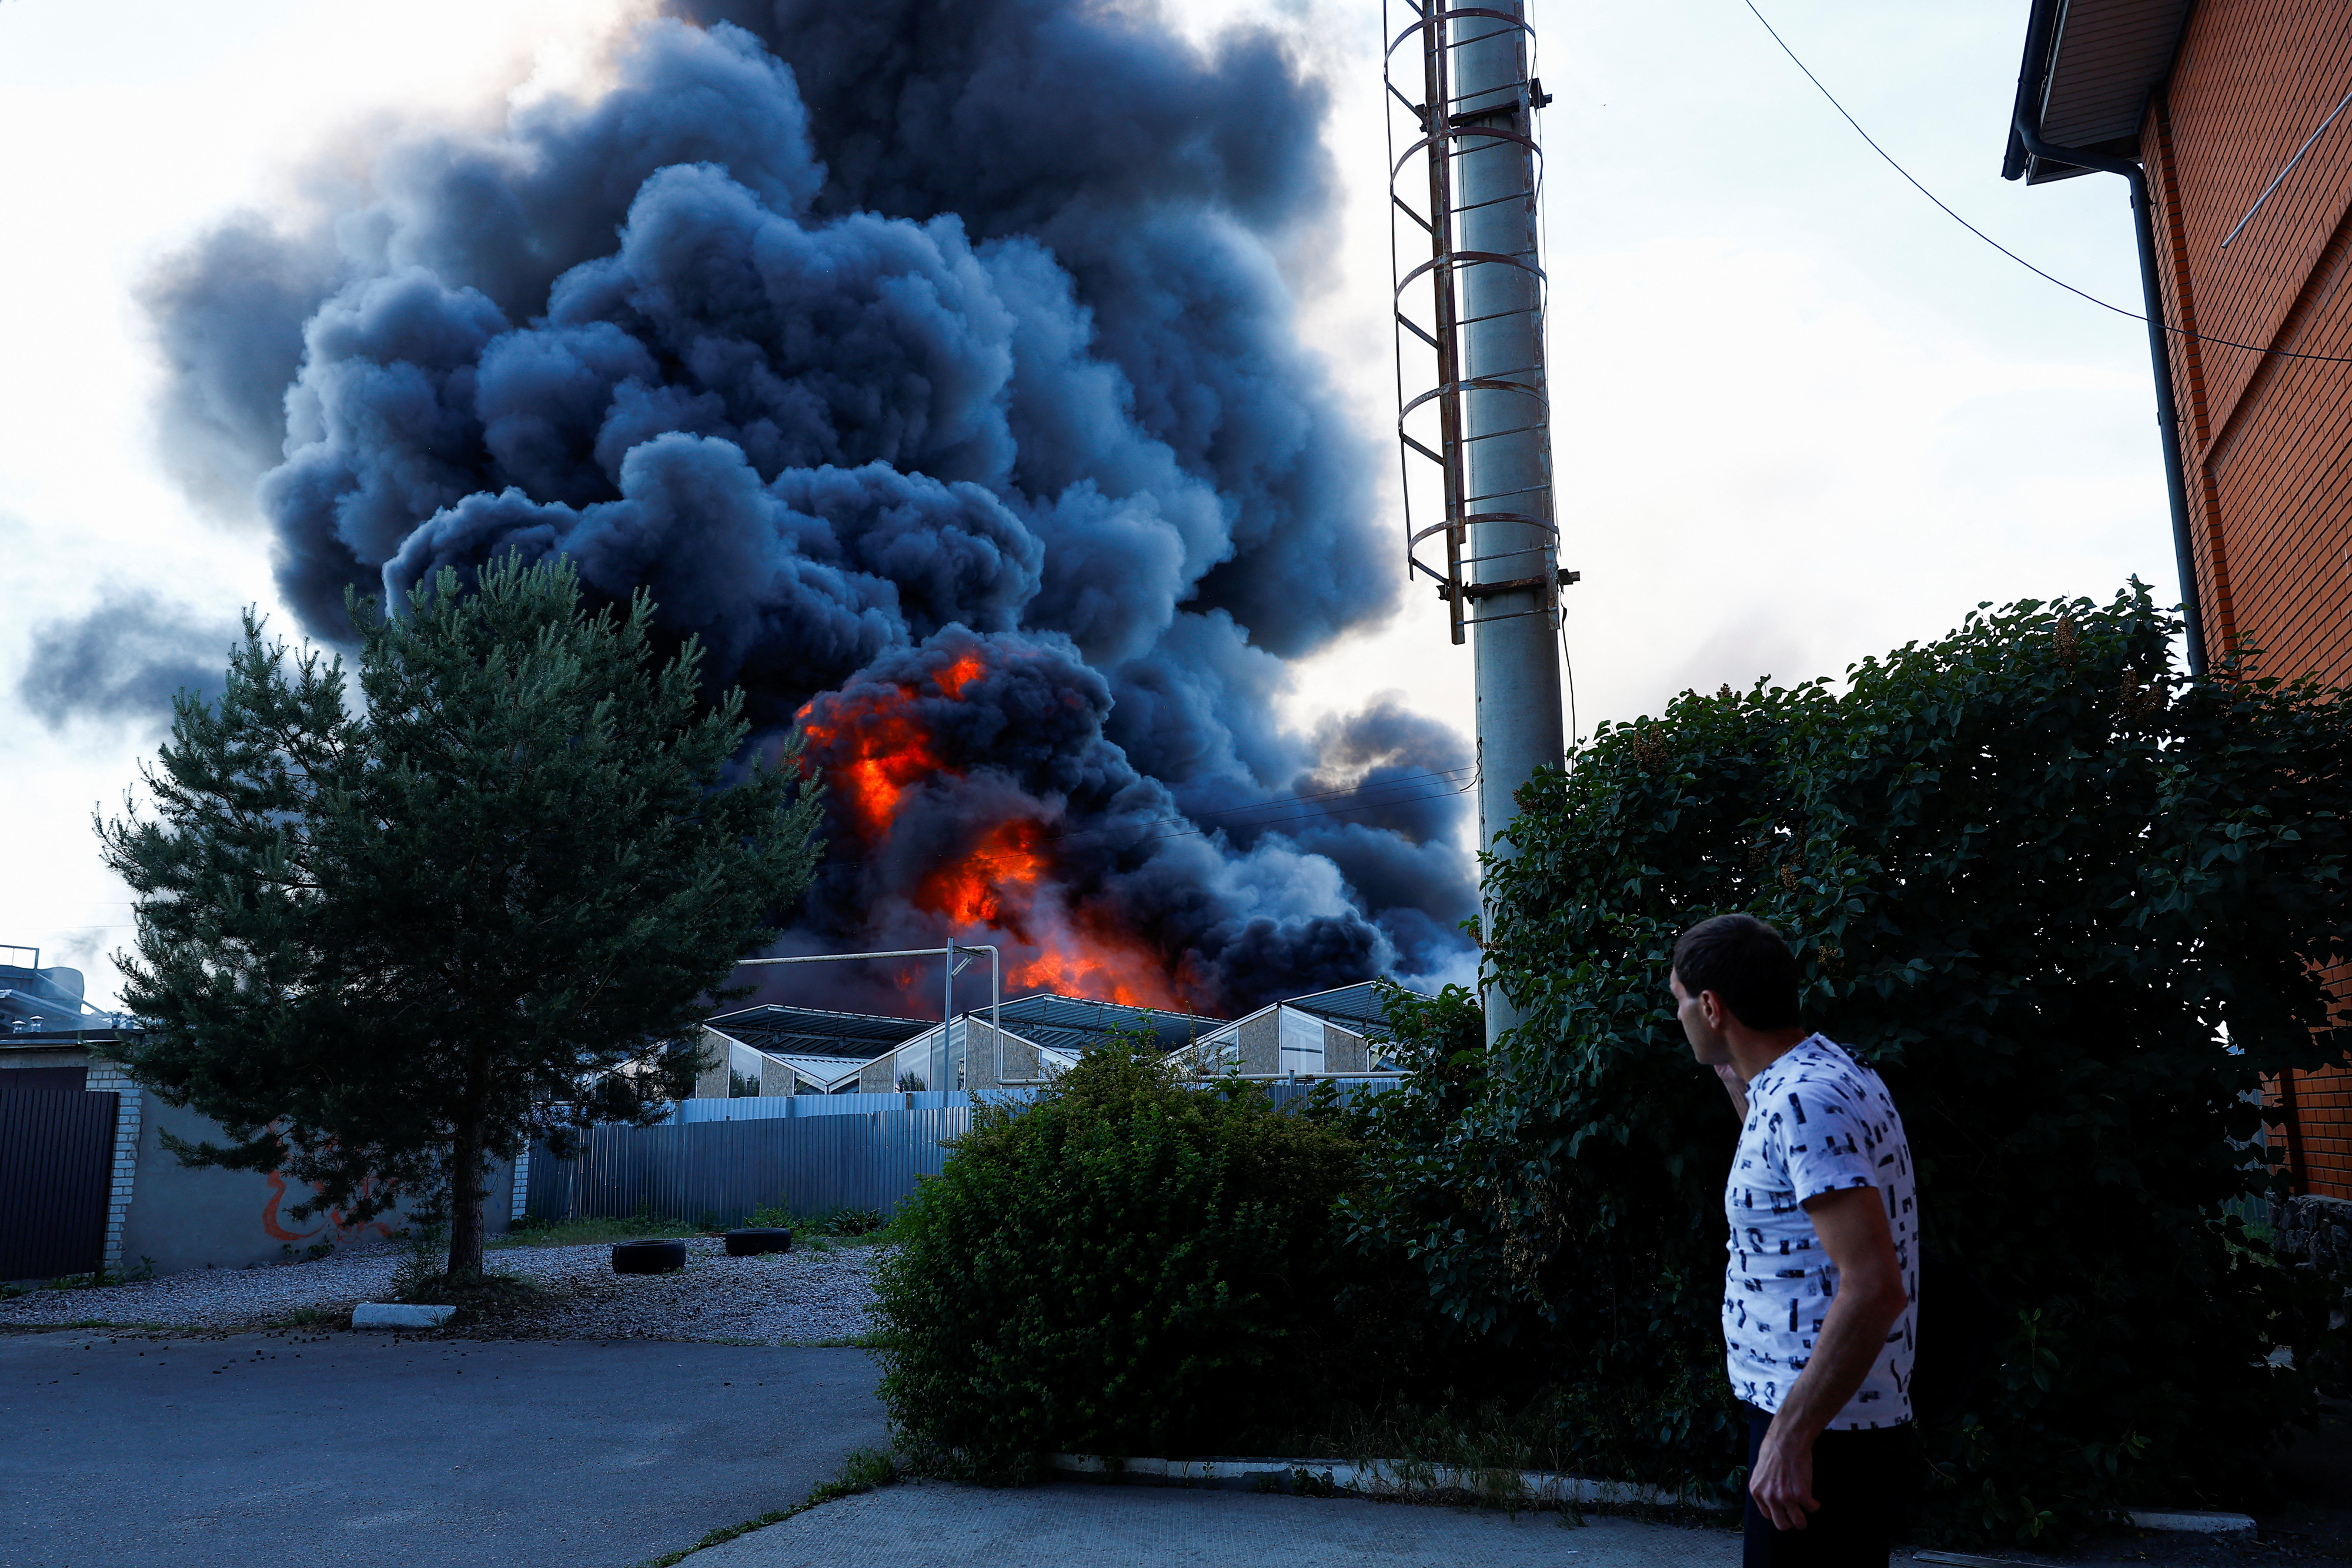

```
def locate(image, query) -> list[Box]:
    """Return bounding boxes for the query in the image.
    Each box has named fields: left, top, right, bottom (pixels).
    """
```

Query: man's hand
left=1748, top=1424, right=1820, bottom=1530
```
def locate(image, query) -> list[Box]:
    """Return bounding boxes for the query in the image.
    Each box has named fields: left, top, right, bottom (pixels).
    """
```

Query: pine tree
left=99, top=559, right=823, bottom=1276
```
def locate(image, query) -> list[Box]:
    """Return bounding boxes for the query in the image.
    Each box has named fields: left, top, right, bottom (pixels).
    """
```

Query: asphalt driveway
left=0, top=1328, right=887, bottom=1568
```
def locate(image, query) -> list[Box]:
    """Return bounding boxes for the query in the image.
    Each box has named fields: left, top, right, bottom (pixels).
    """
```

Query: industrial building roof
left=701, top=1003, right=937, bottom=1059
left=984, top=994, right=1228, bottom=1058
left=754, top=1051, right=873, bottom=1093
left=2, top=946, right=134, bottom=1043
left=2003, top=0, right=2195, bottom=183
left=703, top=991, right=1229, bottom=1063
left=1273, top=981, right=1393, bottom=1035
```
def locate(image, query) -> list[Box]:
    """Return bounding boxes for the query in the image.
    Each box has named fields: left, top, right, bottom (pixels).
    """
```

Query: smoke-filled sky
left=2, top=0, right=2170, bottom=1012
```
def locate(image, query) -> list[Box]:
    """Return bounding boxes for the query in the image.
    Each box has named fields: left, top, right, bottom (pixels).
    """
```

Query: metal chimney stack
left=1388, top=0, right=1568, bottom=1047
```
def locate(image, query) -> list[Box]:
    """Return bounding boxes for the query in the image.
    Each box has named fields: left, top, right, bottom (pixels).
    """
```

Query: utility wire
left=1558, top=614, right=1581, bottom=749
left=1742, top=0, right=2352, bottom=367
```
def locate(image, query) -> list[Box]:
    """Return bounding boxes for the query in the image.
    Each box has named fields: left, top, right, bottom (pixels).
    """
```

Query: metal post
left=1391, top=3, right=1567, bottom=1051
left=734, top=944, right=1002, bottom=1094
left=1446, top=2, right=1566, bottom=1045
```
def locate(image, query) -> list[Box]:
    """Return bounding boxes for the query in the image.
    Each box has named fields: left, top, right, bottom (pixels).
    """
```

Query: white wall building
left=1181, top=1001, right=1387, bottom=1080
left=854, top=1016, right=1081, bottom=1094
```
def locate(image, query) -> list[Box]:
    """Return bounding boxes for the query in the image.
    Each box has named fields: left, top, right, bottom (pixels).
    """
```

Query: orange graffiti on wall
left=260, top=1169, right=395, bottom=1243
left=258, top=1128, right=396, bottom=1246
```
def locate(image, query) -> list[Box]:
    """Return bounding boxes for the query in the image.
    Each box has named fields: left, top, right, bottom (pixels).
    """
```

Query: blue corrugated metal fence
left=526, top=1107, right=969, bottom=1225
left=525, top=1078, right=1405, bottom=1227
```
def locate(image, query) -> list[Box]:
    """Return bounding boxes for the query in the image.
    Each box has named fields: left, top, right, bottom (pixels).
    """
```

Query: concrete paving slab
left=690, top=1478, right=1744, bottom=1567
left=0, top=1328, right=886, bottom=1568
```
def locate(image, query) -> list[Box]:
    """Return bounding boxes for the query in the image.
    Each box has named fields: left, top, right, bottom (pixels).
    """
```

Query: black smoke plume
left=19, top=592, right=237, bottom=731
left=142, top=0, right=1476, bottom=1015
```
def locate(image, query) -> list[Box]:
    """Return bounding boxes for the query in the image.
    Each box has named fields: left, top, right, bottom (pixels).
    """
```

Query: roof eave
left=2003, top=0, right=2066, bottom=180
left=2003, top=0, right=2195, bottom=186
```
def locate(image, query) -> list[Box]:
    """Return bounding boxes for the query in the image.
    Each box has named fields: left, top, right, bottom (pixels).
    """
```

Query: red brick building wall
left=2140, top=0, right=2352, bottom=1197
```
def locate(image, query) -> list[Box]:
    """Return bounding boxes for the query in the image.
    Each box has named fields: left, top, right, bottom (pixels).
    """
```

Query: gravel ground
left=0, top=1236, right=882, bottom=1342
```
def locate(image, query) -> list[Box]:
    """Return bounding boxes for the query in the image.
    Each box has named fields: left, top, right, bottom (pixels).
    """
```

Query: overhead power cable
left=1742, top=0, right=2352, bottom=366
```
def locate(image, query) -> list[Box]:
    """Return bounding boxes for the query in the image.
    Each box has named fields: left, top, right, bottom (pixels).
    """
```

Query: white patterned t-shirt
left=1722, top=1034, right=1918, bottom=1429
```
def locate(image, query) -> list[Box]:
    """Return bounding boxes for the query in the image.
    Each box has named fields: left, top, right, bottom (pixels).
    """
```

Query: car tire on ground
left=723, top=1228, right=794, bottom=1257
left=611, top=1239, right=689, bottom=1274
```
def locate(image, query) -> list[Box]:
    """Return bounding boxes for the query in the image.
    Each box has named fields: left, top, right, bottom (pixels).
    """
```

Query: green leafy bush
left=873, top=1042, right=1364, bottom=1479
left=1351, top=587, right=2350, bottom=1543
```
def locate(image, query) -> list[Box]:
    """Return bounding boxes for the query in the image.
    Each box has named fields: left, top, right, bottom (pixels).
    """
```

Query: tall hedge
left=1348, top=587, right=2350, bottom=1543
left=873, top=1045, right=1364, bottom=1479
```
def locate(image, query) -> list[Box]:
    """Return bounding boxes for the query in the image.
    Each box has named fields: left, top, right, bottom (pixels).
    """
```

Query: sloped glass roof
left=702, top=1004, right=936, bottom=1059
left=987, top=993, right=1229, bottom=1058
left=1275, top=981, right=1394, bottom=1035
left=707, top=991, right=1245, bottom=1064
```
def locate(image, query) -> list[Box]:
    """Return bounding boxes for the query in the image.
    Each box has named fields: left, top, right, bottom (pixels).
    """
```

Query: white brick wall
left=510, top=1147, right=532, bottom=1221
left=82, top=1062, right=142, bottom=1277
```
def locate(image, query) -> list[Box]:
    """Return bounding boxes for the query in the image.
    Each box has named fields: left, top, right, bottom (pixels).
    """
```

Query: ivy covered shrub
left=1350, top=587, right=2350, bottom=1544
left=872, top=1042, right=1366, bottom=1479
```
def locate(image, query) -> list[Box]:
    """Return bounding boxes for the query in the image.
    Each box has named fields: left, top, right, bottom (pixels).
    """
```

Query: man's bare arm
left=1713, top=1062, right=1750, bottom=1121
left=1745, top=1185, right=1908, bottom=1532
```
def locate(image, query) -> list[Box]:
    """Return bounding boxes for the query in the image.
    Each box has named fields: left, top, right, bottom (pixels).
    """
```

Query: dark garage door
left=0, top=1089, right=117, bottom=1281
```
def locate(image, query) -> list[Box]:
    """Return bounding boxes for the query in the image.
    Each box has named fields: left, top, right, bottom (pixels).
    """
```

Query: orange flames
left=799, top=651, right=1201, bottom=1012
left=920, top=819, right=1045, bottom=927
left=1005, top=920, right=1192, bottom=1010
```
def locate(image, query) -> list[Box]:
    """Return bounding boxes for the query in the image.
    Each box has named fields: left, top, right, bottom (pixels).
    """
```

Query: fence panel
left=527, top=1107, right=970, bottom=1227
left=527, top=1082, right=1404, bottom=1229
left=0, top=1089, right=117, bottom=1281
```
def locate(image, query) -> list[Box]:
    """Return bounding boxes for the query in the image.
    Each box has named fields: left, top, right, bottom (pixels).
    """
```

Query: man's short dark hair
left=1672, top=914, right=1802, bottom=1031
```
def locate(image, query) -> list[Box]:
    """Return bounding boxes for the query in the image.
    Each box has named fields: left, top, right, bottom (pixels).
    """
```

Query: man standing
left=1671, top=914, right=1918, bottom=1567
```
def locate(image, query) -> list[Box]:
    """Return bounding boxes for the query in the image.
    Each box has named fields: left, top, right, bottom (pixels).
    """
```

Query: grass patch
left=1, top=1257, right=159, bottom=1298
left=266, top=1307, right=343, bottom=1329
left=780, top=1333, right=884, bottom=1349
left=636, top=1447, right=897, bottom=1567
left=796, top=1232, right=896, bottom=1255
left=1241, top=1394, right=1736, bottom=1521
left=492, top=1213, right=700, bottom=1249
left=747, top=1204, right=890, bottom=1238
left=0, top=1319, right=132, bottom=1333
left=495, top=1204, right=898, bottom=1251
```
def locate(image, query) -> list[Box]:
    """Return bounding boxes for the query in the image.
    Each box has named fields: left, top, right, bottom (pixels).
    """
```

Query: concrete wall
left=117, top=1097, right=513, bottom=1278
left=691, top=1027, right=738, bottom=1099
left=9, top=1044, right=515, bottom=1278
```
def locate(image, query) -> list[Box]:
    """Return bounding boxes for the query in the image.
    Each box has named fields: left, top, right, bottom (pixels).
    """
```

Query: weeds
left=389, top=1222, right=448, bottom=1300
left=781, top=1333, right=884, bottom=1349
left=493, top=1204, right=894, bottom=1249
left=635, top=1448, right=896, bottom=1567
left=746, top=1204, right=890, bottom=1238
left=492, top=1212, right=698, bottom=1249
left=1272, top=1394, right=1588, bottom=1490
left=26, top=1258, right=155, bottom=1293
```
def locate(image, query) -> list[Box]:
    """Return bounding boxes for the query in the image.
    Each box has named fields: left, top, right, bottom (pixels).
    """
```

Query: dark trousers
left=1740, top=1403, right=1915, bottom=1568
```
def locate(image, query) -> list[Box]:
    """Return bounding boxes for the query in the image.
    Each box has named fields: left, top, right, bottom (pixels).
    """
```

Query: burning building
left=131, top=0, right=1479, bottom=1017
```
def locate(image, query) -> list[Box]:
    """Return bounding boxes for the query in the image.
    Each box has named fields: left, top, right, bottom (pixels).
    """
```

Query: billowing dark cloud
left=141, top=2, right=1473, bottom=1015
left=18, top=592, right=238, bottom=731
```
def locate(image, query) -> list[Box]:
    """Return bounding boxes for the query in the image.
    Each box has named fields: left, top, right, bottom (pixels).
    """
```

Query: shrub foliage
left=1351, top=587, right=2350, bottom=1542
left=873, top=1043, right=1362, bottom=1478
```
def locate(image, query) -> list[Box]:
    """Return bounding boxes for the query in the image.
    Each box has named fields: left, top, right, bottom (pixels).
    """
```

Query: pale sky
left=0, top=0, right=2164, bottom=1007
